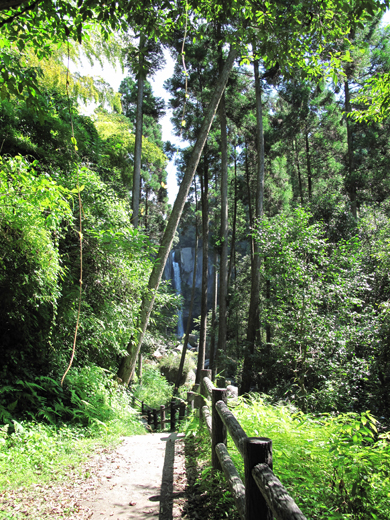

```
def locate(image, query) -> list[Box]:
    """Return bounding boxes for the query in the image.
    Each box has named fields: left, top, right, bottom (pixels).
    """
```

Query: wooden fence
left=194, top=369, right=307, bottom=520
left=131, top=394, right=187, bottom=431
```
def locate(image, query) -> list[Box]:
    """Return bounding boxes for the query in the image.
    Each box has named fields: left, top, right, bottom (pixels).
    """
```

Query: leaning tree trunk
left=117, top=46, right=238, bottom=384
left=240, top=55, right=265, bottom=395
left=131, top=34, right=145, bottom=228
left=196, top=154, right=209, bottom=384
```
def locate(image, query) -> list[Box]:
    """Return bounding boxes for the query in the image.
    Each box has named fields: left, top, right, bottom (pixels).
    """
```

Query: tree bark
left=240, top=55, right=265, bottom=394
left=227, top=151, right=238, bottom=289
left=294, top=138, right=304, bottom=205
left=131, top=34, right=145, bottom=229
left=344, top=79, right=357, bottom=219
left=117, top=45, right=238, bottom=384
left=305, top=130, right=312, bottom=200
left=209, top=251, right=219, bottom=377
left=196, top=154, right=209, bottom=384
left=217, top=88, right=229, bottom=362
left=245, top=141, right=255, bottom=264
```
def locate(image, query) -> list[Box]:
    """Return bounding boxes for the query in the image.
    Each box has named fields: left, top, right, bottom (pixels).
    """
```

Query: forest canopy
left=1, top=0, right=390, bottom=422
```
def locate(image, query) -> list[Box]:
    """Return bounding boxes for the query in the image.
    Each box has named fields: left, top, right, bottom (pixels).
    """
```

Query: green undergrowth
left=0, top=365, right=145, bottom=493
left=227, top=395, right=390, bottom=520
left=183, top=415, right=241, bottom=520
left=184, top=394, right=390, bottom=520
left=132, top=364, right=174, bottom=409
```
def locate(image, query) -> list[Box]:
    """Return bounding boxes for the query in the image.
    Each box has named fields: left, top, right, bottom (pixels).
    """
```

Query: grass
left=183, top=415, right=241, bottom=520
left=227, top=395, right=390, bottom=520
left=0, top=365, right=146, bottom=518
left=132, top=364, right=174, bottom=409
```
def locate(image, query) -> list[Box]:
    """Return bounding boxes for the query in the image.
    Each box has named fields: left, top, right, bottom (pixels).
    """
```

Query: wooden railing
left=194, top=369, right=307, bottom=520
left=131, top=394, right=187, bottom=431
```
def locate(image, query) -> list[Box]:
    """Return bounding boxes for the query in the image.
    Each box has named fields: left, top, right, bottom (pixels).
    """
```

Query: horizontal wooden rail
left=252, top=463, right=307, bottom=520
left=216, top=442, right=246, bottom=520
left=203, top=376, right=214, bottom=398
left=216, top=400, right=247, bottom=457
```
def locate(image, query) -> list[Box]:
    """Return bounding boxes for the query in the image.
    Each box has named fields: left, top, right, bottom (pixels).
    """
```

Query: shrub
left=159, top=350, right=197, bottom=386
left=132, top=364, right=174, bottom=409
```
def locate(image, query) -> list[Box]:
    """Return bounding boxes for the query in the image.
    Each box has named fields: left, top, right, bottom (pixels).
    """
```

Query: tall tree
left=117, top=45, right=238, bottom=383
left=123, top=35, right=165, bottom=228
left=240, top=49, right=266, bottom=394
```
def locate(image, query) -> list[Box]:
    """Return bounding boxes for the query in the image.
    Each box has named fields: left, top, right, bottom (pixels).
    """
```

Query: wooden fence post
left=170, top=399, right=176, bottom=431
left=147, top=409, right=152, bottom=426
left=141, top=401, right=144, bottom=415
left=160, top=405, right=165, bottom=430
left=179, top=401, right=186, bottom=422
left=211, top=388, right=227, bottom=471
left=243, top=437, right=272, bottom=520
left=187, top=391, right=195, bottom=412
left=153, top=408, right=158, bottom=430
left=200, top=369, right=212, bottom=397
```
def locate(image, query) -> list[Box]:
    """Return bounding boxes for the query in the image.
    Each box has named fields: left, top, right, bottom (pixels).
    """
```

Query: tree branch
left=0, top=0, right=39, bottom=28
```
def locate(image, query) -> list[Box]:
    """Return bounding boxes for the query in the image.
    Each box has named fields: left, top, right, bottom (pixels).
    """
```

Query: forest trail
left=80, top=432, right=187, bottom=520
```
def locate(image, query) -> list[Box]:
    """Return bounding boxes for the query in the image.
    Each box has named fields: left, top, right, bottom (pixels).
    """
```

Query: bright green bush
left=0, top=364, right=145, bottom=436
left=159, top=350, right=197, bottom=386
left=229, top=395, right=390, bottom=520
left=132, top=364, right=173, bottom=409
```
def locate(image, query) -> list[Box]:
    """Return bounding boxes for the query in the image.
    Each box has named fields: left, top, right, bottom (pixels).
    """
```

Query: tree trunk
left=131, top=34, right=145, bottom=229
left=294, top=138, right=304, bottom=206
left=209, top=251, right=219, bottom=378
left=227, top=151, right=238, bottom=289
left=245, top=141, right=255, bottom=264
left=117, top=45, right=238, bottom=384
left=196, top=154, right=209, bottom=384
left=344, top=79, right=357, bottom=219
left=240, top=55, right=265, bottom=395
left=217, top=88, right=228, bottom=363
left=305, top=131, right=312, bottom=200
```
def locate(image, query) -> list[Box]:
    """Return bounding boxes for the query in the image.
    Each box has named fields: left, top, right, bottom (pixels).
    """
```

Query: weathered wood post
left=179, top=401, right=186, bottom=422
left=153, top=408, right=158, bottom=430
left=141, top=401, right=144, bottom=415
left=147, top=409, right=152, bottom=426
left=170, top=399, right=176, bottom=431
left=211, top=388, right=227, bottom=471
left=187, top=391, right=195, bottom=412
left=160, top=405, right=165, bottom=430
left=243, top=437, right=272, bottom=520
left=200, top=369, right=212, bottom=397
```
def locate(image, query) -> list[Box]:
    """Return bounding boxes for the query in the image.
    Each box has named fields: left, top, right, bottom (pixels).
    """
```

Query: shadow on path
left=158, top=432, right=185, bottom=520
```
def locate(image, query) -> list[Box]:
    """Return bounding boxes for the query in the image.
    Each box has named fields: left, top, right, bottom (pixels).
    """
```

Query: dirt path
left=79, top=432, right=187, bottom=520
